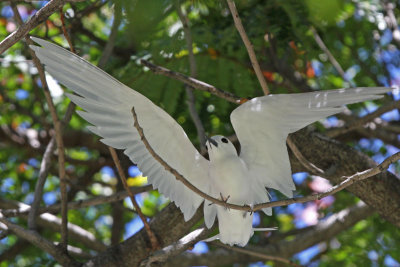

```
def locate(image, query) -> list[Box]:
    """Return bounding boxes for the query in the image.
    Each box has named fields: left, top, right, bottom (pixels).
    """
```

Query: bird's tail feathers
left=253, top=227, right=278, bottom=231
left=202, top=234, right=219, bottom=243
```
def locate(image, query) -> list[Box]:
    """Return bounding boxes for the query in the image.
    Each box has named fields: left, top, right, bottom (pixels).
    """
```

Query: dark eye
left=221, top=137, right=228, bottom=143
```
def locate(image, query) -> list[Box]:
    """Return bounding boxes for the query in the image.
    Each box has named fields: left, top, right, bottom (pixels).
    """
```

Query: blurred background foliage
left=1, top=0, right=400, bottom=266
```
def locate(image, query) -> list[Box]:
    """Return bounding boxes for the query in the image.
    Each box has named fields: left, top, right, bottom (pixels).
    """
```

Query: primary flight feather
left=30, top=37, right=391, bottom=246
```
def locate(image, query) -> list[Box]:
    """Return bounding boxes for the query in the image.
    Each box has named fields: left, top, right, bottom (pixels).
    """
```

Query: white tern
left=30, top=37, right=391, bottom=246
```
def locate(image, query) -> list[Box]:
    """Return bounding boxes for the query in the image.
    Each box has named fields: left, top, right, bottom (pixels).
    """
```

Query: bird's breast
left=209, top=156, right=250, bottom=203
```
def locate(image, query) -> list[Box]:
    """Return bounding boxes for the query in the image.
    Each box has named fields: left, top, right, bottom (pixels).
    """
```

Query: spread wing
left=31, top=37, right=210, bottom=221
left=231, top=87, right=391, bottom=197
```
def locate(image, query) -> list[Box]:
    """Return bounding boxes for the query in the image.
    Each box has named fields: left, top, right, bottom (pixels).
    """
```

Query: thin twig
left=326, top=100, right=400, bottom=138
left=310, top=26, right=354, bottom=85
left=1, top=185, right=153, bottom=217
left=97, top=1, right=122, bottom=68
left=176, top=2, right=207, bottom=154
left=141, top=60, right=246, bottom=104
left=11, top=4, right=68, bottom=252
left=132, top=104, right=400, bottom=212
left=28, top=138, right=55, bottom=225
left=226, top=0, right=269, bottom=95
left=0, top=215, right=79, bottom=266
left=212, top=241, right=303, bottom=267
left=94, top=2, right=158, bottom=249
left=53, top=5, right=71, bottom=253
left=140, top=227, right=213, bottom=267
left=254, top=151, right=400, bottom=210
left=382, top=1, right=400, bottom=47
left=26, top=101, right=75, bottom=230
left=109, top=148, right=160, bottom=250
left=13, top=6, right=54, bottom=230
left=26, top=106, right=75, bottom=232
left=0, top=230, right=9, bottom=241
left=4, top=11, right=75, bottom=246
left=60, top=6, right=75, bottom=53
left=287, top=136, right=325, bottom=175
left=54, top=243, right=94, bottom=259
left=166, top=202, right=372, bottom=266
left=1, top=199, right=107, bottom=252
left=132, top=106, right=249, bottom=210
left=0, top=0, right=66, bottom=54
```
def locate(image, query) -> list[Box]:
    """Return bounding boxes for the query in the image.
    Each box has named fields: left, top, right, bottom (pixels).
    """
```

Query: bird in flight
left=31, top=37, right=391, bottom=246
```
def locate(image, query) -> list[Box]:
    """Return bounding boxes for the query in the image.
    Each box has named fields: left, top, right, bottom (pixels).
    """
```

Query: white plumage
left=30, top=37, right=391, bottom=246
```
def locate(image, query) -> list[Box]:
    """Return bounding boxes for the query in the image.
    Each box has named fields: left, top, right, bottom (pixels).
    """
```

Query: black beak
left=206, top=136, right=218, bottom=147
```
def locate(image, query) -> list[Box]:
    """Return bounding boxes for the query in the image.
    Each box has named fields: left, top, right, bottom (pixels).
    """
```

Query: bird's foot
left=219, top=192, right=231, bottom=210
left=249, top=204, right=254, bottom=215
left=244, top=204, right=254, bottom=217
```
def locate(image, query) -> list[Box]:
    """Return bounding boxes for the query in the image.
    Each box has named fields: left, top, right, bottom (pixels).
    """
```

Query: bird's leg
left=219, top=192, right=231, bottom=210
left=249, top=204, right=254, bottom=215
left=207, top=193, right=231, bottom=208
left=243, top=204, right=253, bottom=217
left=219, top=192, right=230, bottom=202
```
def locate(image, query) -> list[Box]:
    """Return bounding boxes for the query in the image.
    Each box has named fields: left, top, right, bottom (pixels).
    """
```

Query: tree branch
left=226, top=0, right=270, bottom=95
left=176, top=2, right=207, bottom=154
left=141, top=60, right=246, bottom=104
left=382, top=1, right=400, bottom=47
left=97, top=1, right=122, bottom=68
left=0, top=199, right=107, bottom=252
left=0, top=230, right=9, bottom=241
left=132, top=106, right=400, bottom=212
left=310, top=26, right=353, bottom=85
left=11, top=4, right=68, bottom=251
left=165, top=202, right=372, bottom=266
left=0, top=214, right=79, bottom=266
left=140, top=226, right=214, bottom=266
left=270, top=150, right=400, bottom=209
left=83, top=203, right=205, bottom=266
left=211, top=241, right=303, bottom=267
left=326, top=100, right=400, bottom=138
left=290, top=129, right=400, bottom=228
left=1, top=185, right=153, bottom=217
left=0, top=0, right=66, bottom=54
left=287, top=136, right=325, bottom=175
left=59, top=4, right=75, bottom=53
left=109, top=147, right=160, bottom=250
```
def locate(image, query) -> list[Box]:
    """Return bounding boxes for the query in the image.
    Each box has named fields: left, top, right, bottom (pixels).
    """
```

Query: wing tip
left=29, top=44, right=39, bottom=53
left=30, top=37, right=53, bottom=50
left=262, top=207, right=272, bottom=216
left=30, top=36, right=42, bottom=44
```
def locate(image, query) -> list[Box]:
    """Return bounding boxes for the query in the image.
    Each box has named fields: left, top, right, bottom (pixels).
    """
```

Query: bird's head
left=206, top=135, right=237, bottom=160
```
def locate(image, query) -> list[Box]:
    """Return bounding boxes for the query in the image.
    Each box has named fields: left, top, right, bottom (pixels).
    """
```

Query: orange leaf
left=306, top=61, right=315, bottom=78
left=18, top=163, right=27, bottom=173
left=11, top=120, right=19, bottom=130
left=207, top=48, right=218, bottom=59
left=289, top=41, right=305, bottom=55
left=46, top=20, right=55, bottom=29
left=17, top=73, right=24, bottom=84
left=262, top=71, right=274, bottom=82
left=239, top=98, right=249, bottom=104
